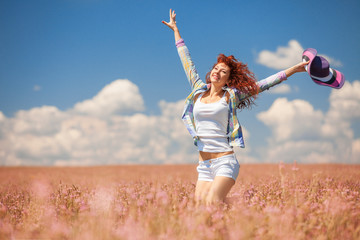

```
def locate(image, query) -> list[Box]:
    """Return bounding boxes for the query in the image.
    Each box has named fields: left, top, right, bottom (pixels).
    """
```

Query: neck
left=209, top=84, right=225, bottom=96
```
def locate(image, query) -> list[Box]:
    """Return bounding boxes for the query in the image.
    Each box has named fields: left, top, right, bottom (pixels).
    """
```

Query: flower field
left=0, top=163, right=359, bottom=239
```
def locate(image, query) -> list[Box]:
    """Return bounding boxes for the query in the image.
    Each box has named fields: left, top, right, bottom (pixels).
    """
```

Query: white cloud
left=257, top=40, right=343, bottom=70
left=257, top=80, right=360, bottom=164
left=73, top=79, right=144, bottom=117
left=351, top=139, right=360, bottom=163
left=0, top=111, right=5, bottom=122
left=257, top=98, right=324, bottom=142
left=0, top=80, right=199, bottom=166
left=256, top=40, right=304, bottom=70
left=13, top=106, right=66, bottom=135
left=327, top=80, right=360, bottom=120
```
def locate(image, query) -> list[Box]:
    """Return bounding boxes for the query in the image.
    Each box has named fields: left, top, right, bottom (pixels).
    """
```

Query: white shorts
left=197, top=154, right=240, bottom=182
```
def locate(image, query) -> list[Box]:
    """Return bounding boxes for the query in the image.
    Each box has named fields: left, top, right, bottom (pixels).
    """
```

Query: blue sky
left=1, top=0, right=359, bottom=165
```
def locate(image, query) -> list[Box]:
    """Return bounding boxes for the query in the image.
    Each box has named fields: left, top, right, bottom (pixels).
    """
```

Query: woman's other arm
left=256, top=61, right=309, bottom=93
left=235, top=61, right=309, bottom=101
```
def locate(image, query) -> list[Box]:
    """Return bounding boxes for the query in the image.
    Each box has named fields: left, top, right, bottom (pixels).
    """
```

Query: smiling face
left=210, top=63, right=231, bottom=87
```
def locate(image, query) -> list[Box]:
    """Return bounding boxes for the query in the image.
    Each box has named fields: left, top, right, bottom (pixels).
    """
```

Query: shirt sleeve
left=235, top=71, right=288, bottom=101
left=176, top=39, right=204, bottom=91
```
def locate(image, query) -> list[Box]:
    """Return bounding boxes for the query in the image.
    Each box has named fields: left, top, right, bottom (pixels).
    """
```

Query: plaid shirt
left=176, top=39, right=287, bottom=148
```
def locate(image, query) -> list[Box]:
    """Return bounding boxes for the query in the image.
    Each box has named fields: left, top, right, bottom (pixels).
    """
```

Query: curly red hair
left=205, top=54, right=259, bottom=109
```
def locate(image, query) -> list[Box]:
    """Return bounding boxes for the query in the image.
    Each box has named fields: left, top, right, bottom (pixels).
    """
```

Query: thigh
left=207, top=176, right=235, bottom=203
left=195, top=180, right=212, bottom=202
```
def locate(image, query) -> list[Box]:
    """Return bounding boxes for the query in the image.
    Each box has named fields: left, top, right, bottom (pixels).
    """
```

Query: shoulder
left=225, top=87, right=238, bottom=97
left=193, top=92, right=203, bottom=103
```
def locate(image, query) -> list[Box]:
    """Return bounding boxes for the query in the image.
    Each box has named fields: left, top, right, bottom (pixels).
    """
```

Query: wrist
left=174, top=28, right=181, bottom=43
left=285, top=66, right=296, bottom=78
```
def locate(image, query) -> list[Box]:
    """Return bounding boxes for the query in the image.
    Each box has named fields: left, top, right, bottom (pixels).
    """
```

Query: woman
left=162, top=9, right=308, bottom=205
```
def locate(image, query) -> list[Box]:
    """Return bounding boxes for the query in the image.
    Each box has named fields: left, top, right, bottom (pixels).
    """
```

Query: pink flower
left=156, top=190, right=169, bottom=205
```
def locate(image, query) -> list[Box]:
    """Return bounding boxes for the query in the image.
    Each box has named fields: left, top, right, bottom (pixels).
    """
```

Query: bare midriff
left=199, top=151, right=234, bottom=161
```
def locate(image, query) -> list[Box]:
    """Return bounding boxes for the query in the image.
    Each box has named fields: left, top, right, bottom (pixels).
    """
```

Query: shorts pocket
left=227, top=156, right=239, bottom=169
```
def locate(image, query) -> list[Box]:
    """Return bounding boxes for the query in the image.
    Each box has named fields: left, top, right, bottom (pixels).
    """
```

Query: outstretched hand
left=293, top=61, right=309, bottom=73
left=162, top=9, right=178, bottom=31
left=285, top=61, right=309, bottom=78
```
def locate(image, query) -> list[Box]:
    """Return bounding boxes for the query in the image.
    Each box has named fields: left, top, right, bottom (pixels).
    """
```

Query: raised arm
left=162, top=9, right=204, bottom=91
left=162, top=9, right=181, bottom=42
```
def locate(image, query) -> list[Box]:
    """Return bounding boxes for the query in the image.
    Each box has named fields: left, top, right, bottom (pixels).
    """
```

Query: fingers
left=298, top=61, right=309, bottom=68
left=162, top=20, right=170, bottom=28
left=299, top=61, right=309, bottom=72
left=162, top=9, right=177, bottom=30
left=301, top=61, right=309, bottom=70
left=170, top=8, right=176, bottom=21
left=301, top=61, right=310, bottom=67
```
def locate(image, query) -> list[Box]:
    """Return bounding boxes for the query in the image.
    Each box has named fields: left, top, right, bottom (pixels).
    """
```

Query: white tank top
left=193, top=92, right=233, bottom=152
